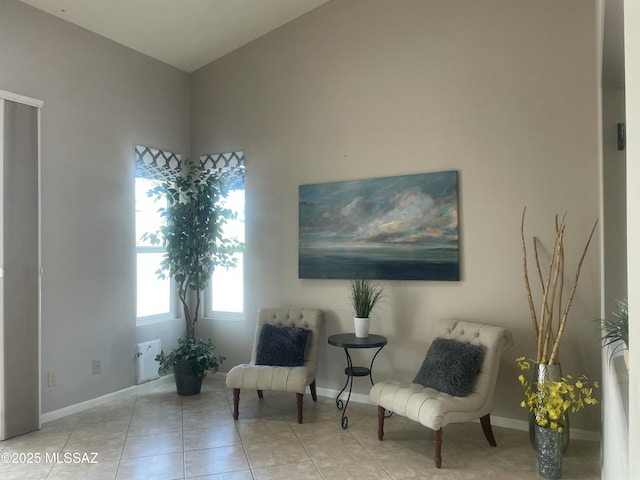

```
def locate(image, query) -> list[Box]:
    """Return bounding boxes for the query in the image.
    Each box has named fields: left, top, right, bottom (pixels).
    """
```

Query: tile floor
left=0, top=375, right=601, bottom=479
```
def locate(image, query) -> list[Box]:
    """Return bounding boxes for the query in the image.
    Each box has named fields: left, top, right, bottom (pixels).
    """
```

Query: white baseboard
left=40, top=376, right=173, bottom=424
left=41, top=376, right=600, bottom=442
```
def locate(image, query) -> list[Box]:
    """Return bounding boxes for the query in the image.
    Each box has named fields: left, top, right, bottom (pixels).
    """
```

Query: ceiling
left=20, top=0, right=624, bottom=84
left=19, top=0, right=331, bottom=73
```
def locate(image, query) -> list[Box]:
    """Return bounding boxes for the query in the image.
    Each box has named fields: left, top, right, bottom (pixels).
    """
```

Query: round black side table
left=328, top=333, right=387, bottom=429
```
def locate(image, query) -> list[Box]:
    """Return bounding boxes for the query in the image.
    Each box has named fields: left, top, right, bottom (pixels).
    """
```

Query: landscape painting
left=299, top=170, right=460, bottom=280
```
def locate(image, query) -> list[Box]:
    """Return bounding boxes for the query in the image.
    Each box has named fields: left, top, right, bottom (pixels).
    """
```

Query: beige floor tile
left=184, top=445, right=249, bottom=478
left=76, top=409, right=133, bottom=428
left=40, top=416, right=80, bottom=435
left=73, top=419, right=131, bottom=436
left=47, top=460, right=119, bottom=480
left=184, top=423, right=242, bottom=451
left=252, top=461, right=323, bottom=480
left=183, top=410, right=236, bottom=431
left=0, top=468, right=52, bottom=479
left=115, top=452, right=184, bottom=480
left=298, top=431, right=369, bottom=464
left=121, top=431, right=183, bottom=458
left=288, top=403, right=346, bottom=437
left=127, top=413, right=183, bottom=436
left=456, top=468, right=539, bottom=480
left=182, top=390, right=229, bottom=407
left=187, top=470, right=254, bottom=480
left=372, top=446, right=442, bottom=479
left=394, top=472, right=464, bottom=480
left=3, top=431, right=70, bottom=452
left=314, top=458, right=393, bottom=480
left=351, top=424, right=432, bottom=454
left=0, top=454, right=56, bottom=475
left=244, top=435, right=311, bottom=468
left=63, top=433, right=126, bottom=462
left=235, top=417, right=294, bottom=444
left=291, top=417, right=346, bottom=437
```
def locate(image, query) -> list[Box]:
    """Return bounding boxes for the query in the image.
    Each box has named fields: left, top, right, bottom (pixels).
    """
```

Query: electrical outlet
left=92, top=359, right=101, bottom=375
left=48, top=371, right=57, bottom=387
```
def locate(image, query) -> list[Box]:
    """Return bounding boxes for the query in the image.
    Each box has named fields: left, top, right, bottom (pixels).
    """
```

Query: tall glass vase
left=535, top=425, right=563, bottom=479
left=529, top=363, right=570, bottom=454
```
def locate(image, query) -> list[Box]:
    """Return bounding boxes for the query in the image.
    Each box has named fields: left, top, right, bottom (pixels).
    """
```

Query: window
left=135, top=176, right=173, bottom=320
left=208, top=188, right=244, bottom=315
left=134, top=145, right=182, bottom=323
left=203, top=151, right=245, bottom=320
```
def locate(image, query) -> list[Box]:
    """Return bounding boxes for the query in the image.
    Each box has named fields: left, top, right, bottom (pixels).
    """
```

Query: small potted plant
left=156, top=338, right=225, bottom=395
left=350, top=277, right=384, bottom=338
left=601, top=298, right=629, bottom=367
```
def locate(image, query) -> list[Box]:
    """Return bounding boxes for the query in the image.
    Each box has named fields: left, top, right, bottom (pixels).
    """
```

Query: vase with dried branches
left=520, top=207, right=598, bottom=452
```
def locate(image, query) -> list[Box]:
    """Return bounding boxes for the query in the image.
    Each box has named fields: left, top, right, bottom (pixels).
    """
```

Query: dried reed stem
left=548, top=218, right=598, bottom=364
left=541, top=223, right=564, bottom=363
left=521, top=207, right=539, bottom=343
left=521, top=209, right=597, bottom=364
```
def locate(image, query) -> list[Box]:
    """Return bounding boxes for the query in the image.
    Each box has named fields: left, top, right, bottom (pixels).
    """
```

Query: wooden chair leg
left=310, top=380, right=317, bottom=401
left=296, top=393, right=304, bottom=424
left=434, top=428, right=443, bottom=468
left=257, top=389, right=263, bottom=399
left=232, top=388, right=240, bottom=420
left=480, top=414, right=497, bottom=447
left=377, top=406, right=385, bottom=441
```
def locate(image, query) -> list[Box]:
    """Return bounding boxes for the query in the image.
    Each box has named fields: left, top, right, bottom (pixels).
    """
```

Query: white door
left=0, top=90, right=42, bottom=440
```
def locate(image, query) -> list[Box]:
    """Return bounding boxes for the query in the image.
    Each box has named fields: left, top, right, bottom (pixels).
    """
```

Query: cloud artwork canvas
left=299, top=170, right=460, bottom=280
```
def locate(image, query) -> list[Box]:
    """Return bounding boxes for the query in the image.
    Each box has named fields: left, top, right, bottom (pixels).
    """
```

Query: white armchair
left=370, top=319, right=513, bottom=468
left=225, top=308, right=324, bottom=424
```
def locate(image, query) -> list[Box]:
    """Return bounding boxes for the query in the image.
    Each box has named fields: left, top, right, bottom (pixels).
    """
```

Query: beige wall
left=0, top=0, right=189, bottom=412
left=603, top=86, right=627, bottom=310
left=192, top=0, right=603, bottom=431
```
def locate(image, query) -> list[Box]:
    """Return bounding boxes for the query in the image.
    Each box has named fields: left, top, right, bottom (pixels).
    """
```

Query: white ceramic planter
left=354, top=317, right=371, bottom=338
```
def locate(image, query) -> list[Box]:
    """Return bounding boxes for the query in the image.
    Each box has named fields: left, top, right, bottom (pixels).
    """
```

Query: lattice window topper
left=200, top=151, right=244, bottom=189
left=200, top=151, right=244, bottom=170
left=135, top=145, right=182, bottom=180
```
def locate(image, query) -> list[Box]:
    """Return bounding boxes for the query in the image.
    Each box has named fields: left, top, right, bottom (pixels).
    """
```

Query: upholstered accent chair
left=225, top=308, right=324, bottom=424
left=370, top=319, right=513, bottom=468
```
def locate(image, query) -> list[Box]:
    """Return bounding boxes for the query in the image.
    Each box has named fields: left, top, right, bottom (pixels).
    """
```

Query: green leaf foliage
left=155, top=338, right=226, bottom=377
left=144, top=158, right=244, bottom=339
left=350, top=277, right=384, bottom=318
left=601, top=298, right=628, bottom=360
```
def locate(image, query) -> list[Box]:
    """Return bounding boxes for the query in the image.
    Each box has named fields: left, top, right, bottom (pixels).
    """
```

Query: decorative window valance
left=200, top=151, right=245, bottom=190
left=135, top=145, right=182, bottom=180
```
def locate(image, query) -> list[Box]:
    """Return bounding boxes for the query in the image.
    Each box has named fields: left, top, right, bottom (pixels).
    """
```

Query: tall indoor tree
left=142, top=158, right=243, bottom=339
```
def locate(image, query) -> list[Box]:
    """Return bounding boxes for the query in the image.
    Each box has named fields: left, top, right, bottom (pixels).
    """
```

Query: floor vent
left=137, top=339, right=161, bottom=384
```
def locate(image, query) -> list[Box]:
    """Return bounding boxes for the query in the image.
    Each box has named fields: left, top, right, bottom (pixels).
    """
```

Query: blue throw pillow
left=255, top=324, right=312, bottom=367
left=413, top=338, right=485, bottom=397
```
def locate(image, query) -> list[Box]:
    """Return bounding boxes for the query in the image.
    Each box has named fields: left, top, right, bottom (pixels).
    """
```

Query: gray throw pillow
left=413, top=338, right=485, bottom=397
left=255, top=324, right=312, bottom=367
